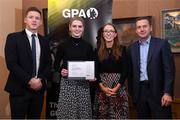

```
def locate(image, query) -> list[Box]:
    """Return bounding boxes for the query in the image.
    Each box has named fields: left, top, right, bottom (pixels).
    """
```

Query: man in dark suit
left=128, top=16, right=175, bottom=119
left=4, top=7, right=52, bottom=119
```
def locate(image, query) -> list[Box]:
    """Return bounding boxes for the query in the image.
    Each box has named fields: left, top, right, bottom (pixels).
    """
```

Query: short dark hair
left=25, top=7, right=41, bottom=16
left=135, top=16, right=152, bottom=25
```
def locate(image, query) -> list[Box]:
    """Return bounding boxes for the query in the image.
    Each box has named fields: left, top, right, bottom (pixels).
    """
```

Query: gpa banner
left=46, top=0, right=112, bottom=119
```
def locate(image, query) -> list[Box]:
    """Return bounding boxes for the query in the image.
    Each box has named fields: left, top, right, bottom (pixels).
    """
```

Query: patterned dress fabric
left=93, top=73, right=128, bottom=119
left=57, top=78, right=92, bottom=119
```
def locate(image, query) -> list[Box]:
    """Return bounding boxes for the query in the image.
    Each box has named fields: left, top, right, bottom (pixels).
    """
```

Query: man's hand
left=28, top=78, right=42, bottom=91
left=161, top=93, right=173, bottom=107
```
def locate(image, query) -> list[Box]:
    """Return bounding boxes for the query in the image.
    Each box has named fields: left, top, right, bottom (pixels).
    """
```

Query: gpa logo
left=62, top=8, right=98, bottom=19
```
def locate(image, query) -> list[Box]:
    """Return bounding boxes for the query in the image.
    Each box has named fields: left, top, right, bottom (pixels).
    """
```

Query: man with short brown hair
left=128, top=16, right=175, bottom=119
left=4, top=7, right=52, bottom=119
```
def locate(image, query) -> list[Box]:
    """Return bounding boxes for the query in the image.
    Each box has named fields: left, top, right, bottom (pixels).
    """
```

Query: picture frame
left=113, top=16, right=152, bottom=47
left=161, top=8, right=180, bottom=53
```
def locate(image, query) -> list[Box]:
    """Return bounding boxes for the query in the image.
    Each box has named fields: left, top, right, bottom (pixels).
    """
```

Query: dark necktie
left=31, top=34, right=36, bottom=77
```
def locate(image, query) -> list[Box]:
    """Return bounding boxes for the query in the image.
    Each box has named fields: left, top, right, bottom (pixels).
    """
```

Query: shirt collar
left=25, top=29, right=38, bottom=37
left=139, top=35, right=151, bottom=44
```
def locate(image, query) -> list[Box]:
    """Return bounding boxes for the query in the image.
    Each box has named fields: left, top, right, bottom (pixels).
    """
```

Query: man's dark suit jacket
left=128, top=36, right=175, bottom=104
left=4, top=30, right=52, bottom=95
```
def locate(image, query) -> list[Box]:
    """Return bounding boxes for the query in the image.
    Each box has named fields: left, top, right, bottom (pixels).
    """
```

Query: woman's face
left=69, top=20, right=84, bottom=38
left=103, top=24, right=117, bottom=42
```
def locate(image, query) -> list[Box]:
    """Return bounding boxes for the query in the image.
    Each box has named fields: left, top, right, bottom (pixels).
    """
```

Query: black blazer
left=4, top=30, right=52, bottom=95
left=128, top=36, right=175, bottom=104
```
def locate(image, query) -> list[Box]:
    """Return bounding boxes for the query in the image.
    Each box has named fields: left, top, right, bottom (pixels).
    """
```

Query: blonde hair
left=69, top=16, right=85, bottom=26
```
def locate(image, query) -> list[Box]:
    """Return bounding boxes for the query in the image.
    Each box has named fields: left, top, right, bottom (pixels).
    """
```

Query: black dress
left=54, top=37, right=94, bottom=119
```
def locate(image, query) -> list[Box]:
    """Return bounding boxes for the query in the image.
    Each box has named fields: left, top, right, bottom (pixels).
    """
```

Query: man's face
left=69, top=20, right=84, bottom=38
left=24, top=11, right=42, bottom=32
left=136, top=19, right=152, bottom=39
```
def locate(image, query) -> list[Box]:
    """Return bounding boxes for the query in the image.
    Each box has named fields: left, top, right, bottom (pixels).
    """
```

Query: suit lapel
left=38, top=34, right=43, bottom=67
left=21, top=30, right=32, bottom=59
left=133, top=42, right=140, bottom=68
left=147, top=37, right=155, bottom=64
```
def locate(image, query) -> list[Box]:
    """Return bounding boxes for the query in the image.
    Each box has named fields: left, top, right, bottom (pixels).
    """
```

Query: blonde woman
left=54, top=17, right=94, bottom=119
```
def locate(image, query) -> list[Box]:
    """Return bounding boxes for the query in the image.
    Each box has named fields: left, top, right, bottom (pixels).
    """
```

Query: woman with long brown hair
left=93, top=23, right=128, bottom=119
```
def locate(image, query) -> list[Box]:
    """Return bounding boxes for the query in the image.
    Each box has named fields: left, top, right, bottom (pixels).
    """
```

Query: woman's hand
left=99, top=83, right=116, bottom=96
left=111, top=83, right=121, bottom=93
left=61, top=68, right=68, bottom=77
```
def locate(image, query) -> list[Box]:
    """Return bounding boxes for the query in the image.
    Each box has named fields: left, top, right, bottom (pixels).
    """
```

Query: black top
left=95, top=47, right=127, bottom=85
left=54, top=37, right=94, bottom=74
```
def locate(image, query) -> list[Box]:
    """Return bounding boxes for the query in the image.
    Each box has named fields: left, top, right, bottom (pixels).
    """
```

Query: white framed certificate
left=85, top=61, right=95, bottom=80
left=68, top=61, right=95, bottom=80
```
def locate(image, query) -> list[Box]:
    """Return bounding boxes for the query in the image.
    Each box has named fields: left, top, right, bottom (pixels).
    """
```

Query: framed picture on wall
left=113, top=16, right=152, bottom=47
left=161, top=8, right=180, bottom=53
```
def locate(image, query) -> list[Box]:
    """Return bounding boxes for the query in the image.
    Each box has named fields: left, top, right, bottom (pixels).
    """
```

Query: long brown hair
left=98, top=23, right=122, bottom=62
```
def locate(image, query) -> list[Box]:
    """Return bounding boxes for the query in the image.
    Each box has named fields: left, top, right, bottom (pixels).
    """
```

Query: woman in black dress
left=93, top=23, right=128, bottom=119
left=54, top=17, right=94, bottom=119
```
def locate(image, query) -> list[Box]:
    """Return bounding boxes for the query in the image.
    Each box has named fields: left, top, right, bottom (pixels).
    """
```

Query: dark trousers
left=136, top=81, right=172, bottom=119
left=9, top=91, right=44, bottom=119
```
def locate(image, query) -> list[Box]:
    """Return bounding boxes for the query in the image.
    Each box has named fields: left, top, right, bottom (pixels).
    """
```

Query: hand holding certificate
left=68, top=61, right=95, bottom=80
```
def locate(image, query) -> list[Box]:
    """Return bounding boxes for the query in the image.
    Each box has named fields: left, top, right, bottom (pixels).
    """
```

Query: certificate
left=85, top=61, right=95, bottom=80
left=68, top=61, right=95, bottom=80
